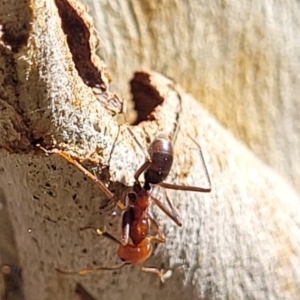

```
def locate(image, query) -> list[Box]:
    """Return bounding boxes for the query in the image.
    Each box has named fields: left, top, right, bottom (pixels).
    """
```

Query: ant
left=38, top=145, right=172, bottom=282
left=55, top=185, right=171, bottom=282
left=37, top=127, right=211, bottom=281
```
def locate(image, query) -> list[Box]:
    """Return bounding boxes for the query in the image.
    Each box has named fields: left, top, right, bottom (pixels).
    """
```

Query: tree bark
left=84, top=0, right=300, bottom=193
left=1, top=1, right=300, bottom=300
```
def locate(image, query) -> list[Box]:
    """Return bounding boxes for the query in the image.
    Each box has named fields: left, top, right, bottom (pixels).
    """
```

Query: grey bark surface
left=85, top=0, right=300, bottom=193
left=1, top=1, right=300, bottom=300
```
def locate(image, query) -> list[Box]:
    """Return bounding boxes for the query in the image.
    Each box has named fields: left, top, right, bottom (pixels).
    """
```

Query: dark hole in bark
left=130, top=72, right=164, bottom=125
left=54, top=0, right=106, bottom=90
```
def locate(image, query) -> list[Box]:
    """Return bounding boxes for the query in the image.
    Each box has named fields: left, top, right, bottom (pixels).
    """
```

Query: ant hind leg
left=140, top=266, right=173, bottom=283
left=79, top=226, right=124, bottom=246
left=56, top=263, right=128, bottom=275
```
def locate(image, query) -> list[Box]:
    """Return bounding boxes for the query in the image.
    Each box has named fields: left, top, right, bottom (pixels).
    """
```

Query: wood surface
left=0, top=1, right=299, bottom=299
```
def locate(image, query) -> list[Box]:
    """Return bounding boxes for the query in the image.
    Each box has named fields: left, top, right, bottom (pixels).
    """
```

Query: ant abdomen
left=145, top=135, right=174, bottom=188
left=118, top=239, right=153, bottom=264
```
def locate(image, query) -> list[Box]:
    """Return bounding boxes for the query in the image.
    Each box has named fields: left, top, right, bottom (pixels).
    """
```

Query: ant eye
left=120, top=258, right=125, bottom=262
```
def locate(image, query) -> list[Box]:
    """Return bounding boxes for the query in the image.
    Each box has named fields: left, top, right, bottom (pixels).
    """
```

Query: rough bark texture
left=0, top=1, right=300, bottom=300
left=85, top=0, right=300, bottom=193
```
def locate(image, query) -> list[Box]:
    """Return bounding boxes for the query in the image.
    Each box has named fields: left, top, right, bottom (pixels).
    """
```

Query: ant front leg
left=150, top=193, right=182, bottom=227
left=56, top=262, right=128, bottom=275
left=37, top=145, right=126, bottom=210
left=139, top=222, right=172, bottom=283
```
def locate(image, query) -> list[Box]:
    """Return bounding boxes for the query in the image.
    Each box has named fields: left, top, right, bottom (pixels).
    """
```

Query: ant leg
left=158, top=180, right=211, bottom=193
left=140, top=266, right=172, bottom=283
left=37, top=145, right=126, bottom=210
left=187, top=133, right=212, bottom=191
left=80, top=227, right=124, bottom=246
left=160, top=188, right=182, bottom=226
left=56, top=262, right=128, bottom=275
left=147, top=211, right=166, bottom=243
left=151, top=194, right=182, bottom=227
left=168, top=105, right=212, bottom=193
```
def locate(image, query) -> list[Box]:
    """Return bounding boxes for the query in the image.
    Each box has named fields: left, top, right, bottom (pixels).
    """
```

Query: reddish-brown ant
left=37, top=127, right=211, bottom=281
left=55, top=185, right=171, bottom=282
left=38, top=146, right=172, bottom=282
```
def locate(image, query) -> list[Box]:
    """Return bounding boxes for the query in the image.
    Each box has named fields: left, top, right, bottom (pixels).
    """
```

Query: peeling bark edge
left=0, top=0, right=122, bottom=155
